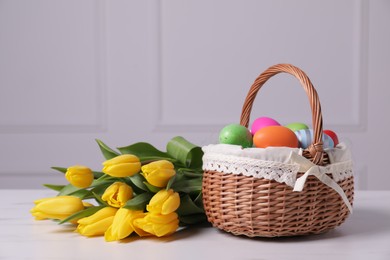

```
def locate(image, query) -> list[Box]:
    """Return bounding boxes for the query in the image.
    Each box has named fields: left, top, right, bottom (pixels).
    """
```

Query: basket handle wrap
left=240, top=63, right=326, bottom=165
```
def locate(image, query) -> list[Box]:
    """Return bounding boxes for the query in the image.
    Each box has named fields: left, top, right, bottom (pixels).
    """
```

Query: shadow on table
left=119, top=222, right=213, bottom=243
left=47, top=207, right=390, bottom=243
left=210, top=207, right=390, bottom=243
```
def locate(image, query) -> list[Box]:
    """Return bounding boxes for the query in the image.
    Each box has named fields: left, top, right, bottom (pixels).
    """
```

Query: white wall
left=0, top=0, right=389, bottom=189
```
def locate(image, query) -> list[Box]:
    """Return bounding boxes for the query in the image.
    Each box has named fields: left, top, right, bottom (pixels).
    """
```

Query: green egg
left=219, top=124, right=253, bottom=148
left=285, top=122, right=309, bottom=132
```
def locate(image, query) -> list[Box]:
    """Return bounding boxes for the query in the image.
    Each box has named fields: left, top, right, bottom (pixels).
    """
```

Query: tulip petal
left=104, top=154, right=139, bottom=165
left=161, top=192, right=180, bottom=215
left=105, top=208, right=143, bottom=241
left=133, top=218, right=154, bottom=235
left=102, top=182, right=133, bottom=208
left=146, top=212, right=178, bottom=224
left=65, top=165, right=94, bottom=188
left=78, top=216, right=115, bottom=237
left=148, top=189, right=171, bottom=206
left=133, top=212, right=179, bottom=237
left=142, top=160, right=176, bottom=188
left=147, top=189, right=180, bottom=215
left=104, top=225, right=115, bottom=242
left=77, top=207, right=117, bottom=225
left=152, top=219, right=179, bottom=237
left=103, top=163, right=141, bottom=177
left=30, top=196, right=84, bottom=221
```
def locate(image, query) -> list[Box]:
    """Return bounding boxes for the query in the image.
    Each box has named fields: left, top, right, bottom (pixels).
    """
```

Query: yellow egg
left=253, top=126, right=299, bottom=148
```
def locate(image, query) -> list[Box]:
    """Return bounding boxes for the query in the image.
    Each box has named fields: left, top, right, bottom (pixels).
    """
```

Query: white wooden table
left=1, top=189, right=389, bottom=260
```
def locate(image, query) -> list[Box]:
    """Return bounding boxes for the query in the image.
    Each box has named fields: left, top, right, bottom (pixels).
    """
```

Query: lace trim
left=325, top=161, right=354, bottom=183
left=202, top=153, right=353, bottom=187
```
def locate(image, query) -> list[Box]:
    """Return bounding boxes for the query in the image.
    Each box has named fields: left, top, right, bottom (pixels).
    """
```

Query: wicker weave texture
left=202, top=170, right=354, bottom=237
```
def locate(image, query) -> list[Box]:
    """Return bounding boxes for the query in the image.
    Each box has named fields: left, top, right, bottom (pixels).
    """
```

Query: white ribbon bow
left=290, top=152, right=353, bottom=213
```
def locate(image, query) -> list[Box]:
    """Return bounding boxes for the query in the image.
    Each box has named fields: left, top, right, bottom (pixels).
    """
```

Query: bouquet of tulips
left=30, top=136, right=206, bottom=242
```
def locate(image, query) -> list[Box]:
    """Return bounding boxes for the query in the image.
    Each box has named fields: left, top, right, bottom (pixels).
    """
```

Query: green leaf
left=193, top=191, right=203, bottom=208
left=143, top=182, right=161, bottom=193
left=166, top=136, right=203, bottom=168
left=51, top=167, right=67, bottom=174
left=179, top=214, right=207, bottom=225
left=89, top=175, right=116, bottom=191
left=178, top=168, right=203, bottom=178
left=171, top=178, right=202, bottom=193
left=43, top=184, right=65, bottom=192
left=57, top=177, right=115, bottom=197
left=92, top=192, right=109, bottom=206
left=59, top=206, right=105, bottom=224
left=128, top=173, right=148, bottom=191
left=176, top=194, right=204, bottom=216
left=68, top=189, right=92, bottom=200
left=93, top=173, right=116, bottom=184
left=166, top=175, right=176, bottom=190
left=96, top=139, right=120, bottom=160
left=92, top=171, right=104, bottom=179
left=57, top=184, right=81, bottom=196
left=117, top=142, right=174, bottom=162
left=123, top=192, right=153, bottom=211
left=88, top=179, right=116, bottom=203
left=90, top=182, right=112, bottom=197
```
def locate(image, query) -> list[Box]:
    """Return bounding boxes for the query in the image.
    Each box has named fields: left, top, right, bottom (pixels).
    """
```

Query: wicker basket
left=202, top=64, right=354, bottom=237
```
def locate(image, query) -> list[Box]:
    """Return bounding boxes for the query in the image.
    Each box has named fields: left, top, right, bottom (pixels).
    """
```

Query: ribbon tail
left=293, top=171, right=310, bottom=192
left=293, top=167, right=353, bottom=213
left=315, top=171, right=353, bottom=214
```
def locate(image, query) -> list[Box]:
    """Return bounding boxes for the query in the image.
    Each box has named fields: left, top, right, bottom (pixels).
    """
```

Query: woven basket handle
left=240, top=63, right=326, bottom=165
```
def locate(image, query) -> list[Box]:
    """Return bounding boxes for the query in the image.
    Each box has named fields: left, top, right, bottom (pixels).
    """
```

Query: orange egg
left=253, top=125, right=299, bottom=148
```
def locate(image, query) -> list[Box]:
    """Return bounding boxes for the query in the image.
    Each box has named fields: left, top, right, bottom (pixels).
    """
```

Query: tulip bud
left=146, top=189, right=180, bottom=215
left=102, top=182, right=133, bottom=208
left=65, top=165, right=94, bottom=188
left=133, top=212, right=179, bottom=237
left=102, top=154, right=141, bottom=177
left=30, top=196, right=84, bottom=221
left=77, top=207, right=118, bottom=237
left=141, top=160, right=176, bottom=188
left=104, top=208, right=146, bottom=242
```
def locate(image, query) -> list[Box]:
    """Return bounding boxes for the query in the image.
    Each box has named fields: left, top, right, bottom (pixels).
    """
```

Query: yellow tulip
left=65, top=165, right=94, bottom=188
left=102, top=154, right=141, bottom=177
left=104, top=208, right=146, bottom=242
left=30, top=196, right=84, bottom=221
left=77, top=207, right=118, bottom=237
left=83, top=201, right=95, bottom=208
left=147, top=189, right=180, bottom=215
left=141, top=160, right=176, bottom=187
left=134, top=212, right=179, bottom=237
left=102, top=182, right=133, bottom=208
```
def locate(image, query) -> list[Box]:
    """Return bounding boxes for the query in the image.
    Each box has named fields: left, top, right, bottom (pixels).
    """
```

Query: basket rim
left=202, top=143, right=353, bottom=191
left=202, top=142, right=351, bottom=164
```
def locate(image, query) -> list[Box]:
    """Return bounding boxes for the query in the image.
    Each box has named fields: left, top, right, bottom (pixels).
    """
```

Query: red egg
left=324, top=130, right=339, bottom=147
left=253, top=126, right=299, bottom=148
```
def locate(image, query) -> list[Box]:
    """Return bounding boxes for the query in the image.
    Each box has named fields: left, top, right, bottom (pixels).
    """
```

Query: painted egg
left=253, top=126, right=299, bottom=148
left=285, top=122, right=309, bottom=132
left=324, top=129, right=339, bottom=147
left=251, top=117, right=280, bottom=135
left=294, top=129, right=334, bottom=149
left=219, top=124, right=253, bottom=148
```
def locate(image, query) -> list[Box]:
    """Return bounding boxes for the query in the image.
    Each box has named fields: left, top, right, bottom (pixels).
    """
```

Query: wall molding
left=0, top=0, right=108, bottom=134
left=151, top=0, right=369, bottom=133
